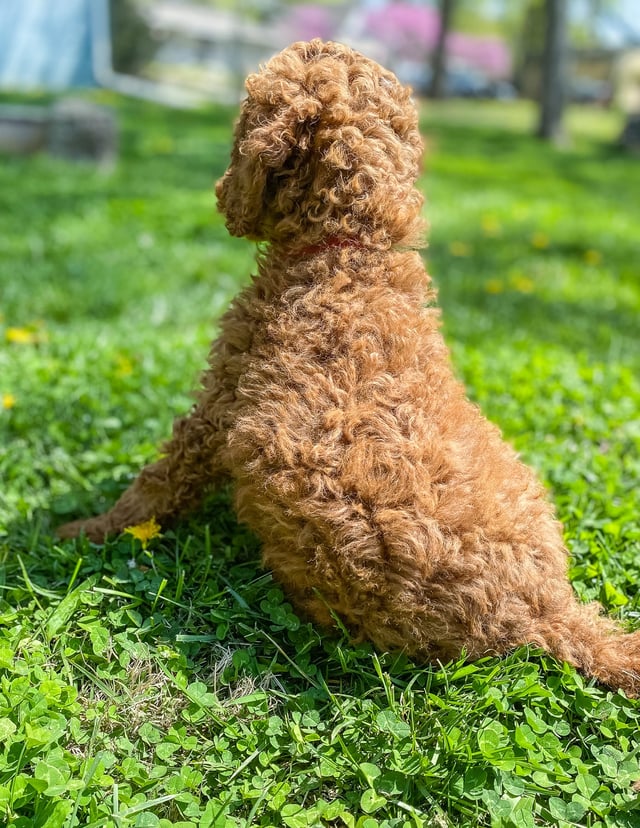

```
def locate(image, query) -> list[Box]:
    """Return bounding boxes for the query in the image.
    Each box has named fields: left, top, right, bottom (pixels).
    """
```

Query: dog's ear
left=216, top=88, right=320, bottom=239
left=243, top=75, right=321, bottom=169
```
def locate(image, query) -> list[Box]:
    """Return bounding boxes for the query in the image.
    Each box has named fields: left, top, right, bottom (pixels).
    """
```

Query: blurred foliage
left=110, top=0, right=158, bottom=74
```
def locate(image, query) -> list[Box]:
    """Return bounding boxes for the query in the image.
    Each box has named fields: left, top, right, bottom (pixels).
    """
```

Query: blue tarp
left=0, top=0, right=96, bottom=89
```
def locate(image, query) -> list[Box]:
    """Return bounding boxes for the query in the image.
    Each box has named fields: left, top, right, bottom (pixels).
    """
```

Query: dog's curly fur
left=59, top=40, right=640, bottom=694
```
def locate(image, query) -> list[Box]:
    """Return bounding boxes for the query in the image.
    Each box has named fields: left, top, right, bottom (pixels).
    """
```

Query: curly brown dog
left=59, top=39, right=640, bottom=694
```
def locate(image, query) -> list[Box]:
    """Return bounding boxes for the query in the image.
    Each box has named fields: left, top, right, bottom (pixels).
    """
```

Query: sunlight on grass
left=422, top=97, right=623, bottom=144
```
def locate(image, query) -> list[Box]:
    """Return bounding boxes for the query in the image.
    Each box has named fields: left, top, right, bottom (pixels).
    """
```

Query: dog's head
left=216, top=40, right=425, bottom=249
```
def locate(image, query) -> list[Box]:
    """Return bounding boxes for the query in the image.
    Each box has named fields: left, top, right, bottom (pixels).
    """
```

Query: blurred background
left=1, top=0, right=640, bottom=153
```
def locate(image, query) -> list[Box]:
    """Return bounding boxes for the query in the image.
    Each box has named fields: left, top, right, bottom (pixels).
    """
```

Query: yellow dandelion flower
left=114, top=354, right=134, bottom=377
left=511, top=275, right=535, bottom=293
left=449, top=241, right=472, bottom=257
left=124, top=517, right=162, bottom=550
left=2, top=393, right=16, bottom=409
left=6, top=327, right=37, bottom=345
left=485, top=279, right=504, bottom=294
left=584, top=249, right=602, bottom=265
left=531, top=232, right=550, bottom=250
left=481, top=215, right=502, bottom=237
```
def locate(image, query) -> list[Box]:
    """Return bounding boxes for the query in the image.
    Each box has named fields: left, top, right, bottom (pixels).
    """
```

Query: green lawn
left=1, top=93, right=639, bottom=828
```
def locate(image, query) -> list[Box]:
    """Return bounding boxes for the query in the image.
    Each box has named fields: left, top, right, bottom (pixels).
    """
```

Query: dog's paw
left=56, top=516, right=111, bottom=543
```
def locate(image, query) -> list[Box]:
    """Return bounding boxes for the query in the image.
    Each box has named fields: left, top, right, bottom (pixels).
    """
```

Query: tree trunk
left=537, top=0, right=568, bottom=142
left=428, top=0, right=455, bottom=99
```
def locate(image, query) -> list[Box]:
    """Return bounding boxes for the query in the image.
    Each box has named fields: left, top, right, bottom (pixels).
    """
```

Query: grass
left=0, top=92, right=639, bottom=827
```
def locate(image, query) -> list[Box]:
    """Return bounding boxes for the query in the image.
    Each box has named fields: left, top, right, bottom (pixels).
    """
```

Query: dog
left=59, top=39, right=640, bottom=694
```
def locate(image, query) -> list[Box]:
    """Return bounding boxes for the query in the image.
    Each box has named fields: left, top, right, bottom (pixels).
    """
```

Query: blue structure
left=0, top=0, right=96, bottom=89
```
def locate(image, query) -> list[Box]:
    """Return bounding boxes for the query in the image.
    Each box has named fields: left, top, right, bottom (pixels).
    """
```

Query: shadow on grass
left=430, top=255, right=639, bottom=360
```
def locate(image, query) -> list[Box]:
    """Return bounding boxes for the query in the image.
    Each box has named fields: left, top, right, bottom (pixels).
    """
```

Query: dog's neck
left=275, top=236, right=367, bottom=259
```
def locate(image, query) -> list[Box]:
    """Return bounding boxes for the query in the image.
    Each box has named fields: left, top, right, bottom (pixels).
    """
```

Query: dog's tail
left=543, top=599, right=640, bottom=696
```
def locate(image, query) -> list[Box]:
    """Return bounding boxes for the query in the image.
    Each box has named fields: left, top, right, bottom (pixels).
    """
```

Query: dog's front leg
left=56, top=282, right=256, bottom=543
left=57, top=401, right=231, bottom=542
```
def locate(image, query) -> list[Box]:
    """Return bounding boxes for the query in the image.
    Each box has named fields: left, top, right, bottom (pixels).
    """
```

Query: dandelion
left=6, top=327, right=37, bottom=344
left=449, top=241, right=472, bottom=257
left=124, top=517, right=162, bottom=550
left=485, top=279, right=504, bottom=294
left=584, top=249, right=602, bottom=266
left=481, top=215, right=502, bottom=237
left=2, top=393, right=16, bottom=409
left=114, top=354, right=134, bottom=377
left=531, top=232, right=550, bottom=250
left=510, top=275, right=535, bottom=293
